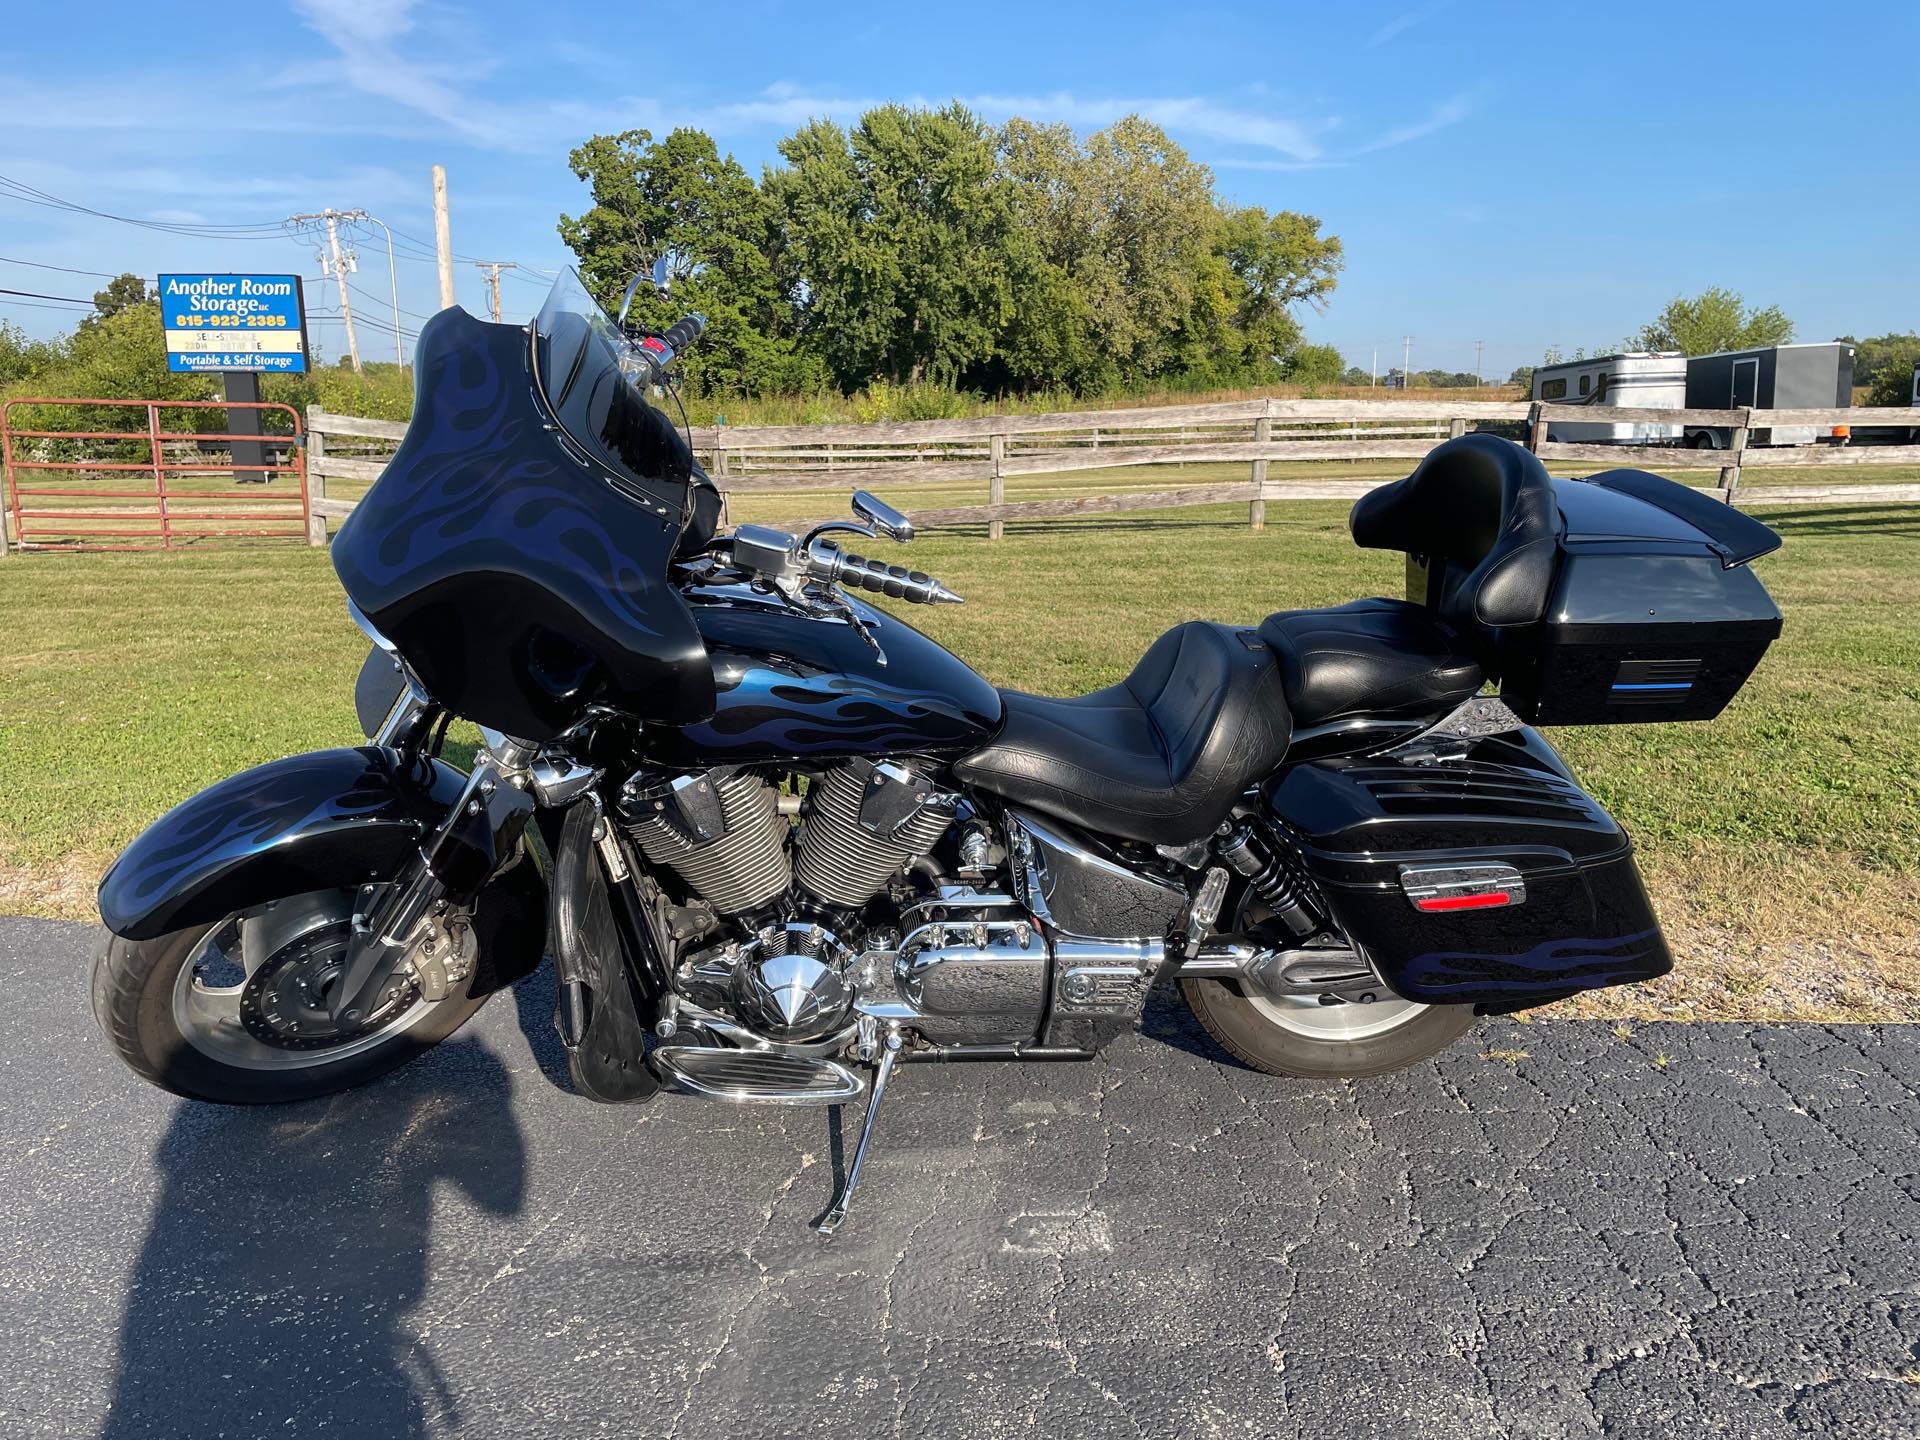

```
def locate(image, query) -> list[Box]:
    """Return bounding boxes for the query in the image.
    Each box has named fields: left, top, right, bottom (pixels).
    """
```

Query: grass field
left=0, top=481, right=1914, bottom=1022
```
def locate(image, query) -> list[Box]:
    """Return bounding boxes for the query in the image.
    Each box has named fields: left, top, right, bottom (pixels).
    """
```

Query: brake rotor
left=237, top=925, right=418, bottom=1051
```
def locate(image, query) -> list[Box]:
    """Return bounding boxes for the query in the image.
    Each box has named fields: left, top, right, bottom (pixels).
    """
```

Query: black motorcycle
left=93, top=267, right=1784, bottom=1232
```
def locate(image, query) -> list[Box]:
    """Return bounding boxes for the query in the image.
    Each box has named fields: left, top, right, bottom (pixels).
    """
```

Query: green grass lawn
left=1, top=486, right=1914, bottom=1020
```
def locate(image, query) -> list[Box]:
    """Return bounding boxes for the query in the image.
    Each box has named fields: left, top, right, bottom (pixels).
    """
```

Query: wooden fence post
left=989, top=431, right=1006, bottom=541
left=1448, top=417, right=1467, bottom=440
left=1527, top=402, right=1547, bottom=453
left=1721, top=409, right=1750, bottom=505
left=1249, top=400, right=1272, bottom=531
left=304, top=407, right=328, bottom=546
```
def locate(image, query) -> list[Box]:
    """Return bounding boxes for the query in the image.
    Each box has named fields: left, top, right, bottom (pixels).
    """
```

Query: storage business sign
left=159, top=273, right=309, bottom=373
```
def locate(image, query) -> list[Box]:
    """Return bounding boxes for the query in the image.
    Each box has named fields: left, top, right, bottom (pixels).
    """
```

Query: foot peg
left=817, top=1030, right=903, bottom=1236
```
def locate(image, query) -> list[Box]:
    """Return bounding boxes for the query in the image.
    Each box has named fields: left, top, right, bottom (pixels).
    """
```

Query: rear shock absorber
left=1216, top=825, right=1322, bottom=940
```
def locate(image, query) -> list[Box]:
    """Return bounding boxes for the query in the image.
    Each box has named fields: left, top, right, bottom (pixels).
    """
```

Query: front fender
left=98, top=747, right=468, bottom=942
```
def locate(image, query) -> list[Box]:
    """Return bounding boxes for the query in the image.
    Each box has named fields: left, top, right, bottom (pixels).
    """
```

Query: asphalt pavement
left=1, top=915, right=1915, bottom=1439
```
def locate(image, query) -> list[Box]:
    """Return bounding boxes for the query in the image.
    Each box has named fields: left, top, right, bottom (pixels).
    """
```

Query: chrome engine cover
left=730, top=921, right=856, bottom=1042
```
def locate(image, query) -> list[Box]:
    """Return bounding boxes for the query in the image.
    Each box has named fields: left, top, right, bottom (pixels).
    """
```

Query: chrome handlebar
left=725, top=520, right=963, bottom=607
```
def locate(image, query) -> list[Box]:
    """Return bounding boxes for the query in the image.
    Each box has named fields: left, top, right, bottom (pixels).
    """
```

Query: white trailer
left=1531, top=352, right=1687, bottom=444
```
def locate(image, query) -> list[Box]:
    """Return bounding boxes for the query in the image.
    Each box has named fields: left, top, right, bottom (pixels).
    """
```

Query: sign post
left=159, top=273, right=309, bottom=484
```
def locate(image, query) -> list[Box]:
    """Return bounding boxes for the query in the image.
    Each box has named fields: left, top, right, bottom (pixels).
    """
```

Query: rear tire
left=1180, top=975, right=1478, bottom=1079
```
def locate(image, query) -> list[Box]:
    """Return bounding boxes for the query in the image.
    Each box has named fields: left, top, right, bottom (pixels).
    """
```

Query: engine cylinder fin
left=793, top=762, right=955, bottom=909
left=623, top=769, right=791, bottom=913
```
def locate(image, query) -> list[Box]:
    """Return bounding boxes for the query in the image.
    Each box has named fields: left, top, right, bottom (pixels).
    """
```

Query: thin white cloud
left=958, top=92, right=1331, bottom=162
left=290, top=0, right=529, bottom=148
left=1348, top=92, right=1477, bottom=154
left=1367, top=2, right=1448, bottom=48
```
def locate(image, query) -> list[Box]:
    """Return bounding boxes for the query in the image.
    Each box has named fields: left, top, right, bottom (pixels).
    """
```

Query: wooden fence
left=300, top=398, right=1920, bottom=545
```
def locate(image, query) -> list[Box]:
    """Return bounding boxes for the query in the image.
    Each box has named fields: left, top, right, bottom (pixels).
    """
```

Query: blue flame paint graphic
left=1398, top=929, right=1665, bottom=999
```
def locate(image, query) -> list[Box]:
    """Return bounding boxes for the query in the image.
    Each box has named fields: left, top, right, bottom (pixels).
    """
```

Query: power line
left=0, top=297, right=99, bottom=314
left=0, top=285, right=94, bottom=305
left=0, top=254, right=122, bottom=280
left=0, top=173, right=288, bottom=239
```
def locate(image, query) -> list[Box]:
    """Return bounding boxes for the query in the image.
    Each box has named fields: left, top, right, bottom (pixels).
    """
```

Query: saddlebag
left=1264, top=728, right=1672, bottom=1009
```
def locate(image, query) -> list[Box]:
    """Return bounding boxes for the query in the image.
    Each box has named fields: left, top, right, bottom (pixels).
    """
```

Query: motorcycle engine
left=620, top=760, right=958, bottom=1042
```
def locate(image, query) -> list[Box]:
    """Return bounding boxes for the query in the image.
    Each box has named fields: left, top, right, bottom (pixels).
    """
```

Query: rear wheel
left=1180, top=975, right=1476, bottom=1079
left=1179, top=895, right=1477, bottom=1079
left=92, top=860, right=540, bottom=1104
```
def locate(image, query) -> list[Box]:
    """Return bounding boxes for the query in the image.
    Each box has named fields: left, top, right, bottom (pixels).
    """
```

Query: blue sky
left=3, top=0, right=1914, bottom=381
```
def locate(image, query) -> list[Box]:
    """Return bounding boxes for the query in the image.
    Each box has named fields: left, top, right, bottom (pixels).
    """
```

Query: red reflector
left=1415, top=891, right=1513, bottom=912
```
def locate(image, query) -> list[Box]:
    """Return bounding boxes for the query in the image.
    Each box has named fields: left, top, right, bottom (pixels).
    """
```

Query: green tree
left=1859, top=335, right=1920, bottom=407
left=1218, top=205, right=1343, bottom=365
left=1282, top=342, right=1345, bottom=386
left=559, top=127, right=815, bottom=395
left=82, top=273, right=151, bottom=330
left=766, top=104, right=1015, bottom=389
left=1634, top=287, right=1794, bottom=355
left=1507, top=365, right=1535, bottom=393
left=0, top=320, right=63, bottom=390
left=1838, top=332, right=1920, bottom=395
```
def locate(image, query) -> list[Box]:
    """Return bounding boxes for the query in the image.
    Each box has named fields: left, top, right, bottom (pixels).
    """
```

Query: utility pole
left=1401, top=336, right=1413, bottom=388
left=1474, top=339, right=1485, bottom=390
left=1370, top=346, right=1378, bottom=388
left=473, top=261, right=516, bottom=323
left=432, top=165, right=456, bottom=310
left=287, top=209, right=364, bottom=373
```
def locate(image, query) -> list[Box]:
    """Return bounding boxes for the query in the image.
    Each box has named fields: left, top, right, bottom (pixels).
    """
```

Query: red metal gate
left=1, top=397, right=310, bottom=552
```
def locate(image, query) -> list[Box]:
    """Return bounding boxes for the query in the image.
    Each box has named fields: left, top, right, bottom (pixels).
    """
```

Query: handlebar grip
left=835, top=549, right=960, bottom=606
left=660, top=314, right=706, bottom=354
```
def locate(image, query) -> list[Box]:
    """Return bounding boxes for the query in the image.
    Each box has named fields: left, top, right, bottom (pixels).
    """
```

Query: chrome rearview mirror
left=615, top=257, right=674, bottom=332
left=851, top=490, right=914, bottom=542
left=615, top=271, right=646, bottom=331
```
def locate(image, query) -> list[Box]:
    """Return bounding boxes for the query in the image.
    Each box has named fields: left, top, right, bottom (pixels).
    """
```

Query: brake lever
left=771, top=572, right=888, bottom=667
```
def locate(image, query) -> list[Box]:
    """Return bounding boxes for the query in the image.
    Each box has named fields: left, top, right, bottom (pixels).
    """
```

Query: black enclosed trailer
left=1683, top=342, right=1853, bottom=449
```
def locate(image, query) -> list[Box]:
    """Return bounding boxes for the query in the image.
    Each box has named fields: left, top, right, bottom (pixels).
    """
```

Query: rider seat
left=953, top=621, right=1290, bottom=847
left=1257, top=599, right=1481, bottom=729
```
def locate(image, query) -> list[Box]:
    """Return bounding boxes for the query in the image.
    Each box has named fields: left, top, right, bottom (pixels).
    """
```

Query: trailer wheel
left=1687, top=430, right=1717, bottom=450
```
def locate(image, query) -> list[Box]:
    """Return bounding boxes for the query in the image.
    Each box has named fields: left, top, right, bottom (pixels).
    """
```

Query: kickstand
left=817, top=1030, right=902, bottom=1236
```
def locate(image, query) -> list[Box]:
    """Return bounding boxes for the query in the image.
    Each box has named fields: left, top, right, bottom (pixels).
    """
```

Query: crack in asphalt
left=3, top=915, right=1917, bottom=1440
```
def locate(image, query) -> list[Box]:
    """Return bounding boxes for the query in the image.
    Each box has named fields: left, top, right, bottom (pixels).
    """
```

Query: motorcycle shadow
left=100, top=1038, right=528, bottom=1440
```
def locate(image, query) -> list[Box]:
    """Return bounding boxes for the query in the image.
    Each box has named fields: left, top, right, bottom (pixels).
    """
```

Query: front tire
left=92, top=860, right=542, bottom=1104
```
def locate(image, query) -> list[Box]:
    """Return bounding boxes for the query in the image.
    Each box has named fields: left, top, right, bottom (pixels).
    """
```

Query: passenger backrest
left=1349, top=434, right=1560, bottom=631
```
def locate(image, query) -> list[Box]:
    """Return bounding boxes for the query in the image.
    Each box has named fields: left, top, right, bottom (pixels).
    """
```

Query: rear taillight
left=1398, top=862, right=1527, bottom=912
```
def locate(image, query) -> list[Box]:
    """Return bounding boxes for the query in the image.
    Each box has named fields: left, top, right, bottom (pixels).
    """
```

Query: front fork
left=325, top=716, right=538, bottom=1022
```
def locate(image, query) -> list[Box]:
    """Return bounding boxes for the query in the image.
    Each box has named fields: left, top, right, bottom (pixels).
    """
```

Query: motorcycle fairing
left=331, top=307, right=715, bottom=742
left=99, top=748, right=464, bottom=942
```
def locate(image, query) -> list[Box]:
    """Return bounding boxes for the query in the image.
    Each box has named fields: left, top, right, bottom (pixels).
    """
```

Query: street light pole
left=350, top=213, right=406, bottom=369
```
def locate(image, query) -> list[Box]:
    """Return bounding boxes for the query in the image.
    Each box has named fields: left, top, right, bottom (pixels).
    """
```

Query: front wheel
left=92, top=862, right=542, bottom=1105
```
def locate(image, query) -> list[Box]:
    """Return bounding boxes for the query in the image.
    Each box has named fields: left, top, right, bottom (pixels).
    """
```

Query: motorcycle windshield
left=533, top=269, right=702, bottom=502
left=330, top=274, right=715, bottom=740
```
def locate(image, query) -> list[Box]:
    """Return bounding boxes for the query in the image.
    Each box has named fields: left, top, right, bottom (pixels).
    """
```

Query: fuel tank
left=650, top=582, right=1003, bottom=766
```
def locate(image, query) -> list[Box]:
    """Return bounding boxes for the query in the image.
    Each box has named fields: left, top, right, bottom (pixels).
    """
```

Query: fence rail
left=282, top=397, right=1920, bottom=547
